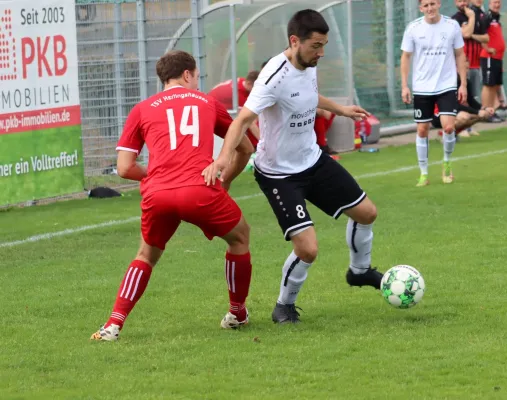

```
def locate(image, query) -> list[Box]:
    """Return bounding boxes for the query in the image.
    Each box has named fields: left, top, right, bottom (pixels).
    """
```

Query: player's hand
left=487, top=48, right=497, bottom=55
left=458, top=85, right=467, bottom=104
left=485, top=107, right=495, bottom=115
left=202, top=156, right=229, bottom=186
left=401, top=87, right=412, bottom=104
left=342, top=105, right=370, bottom=121
left=464, top=6, right=475, bottom=18
left=479, top=109, right=488, bottom=119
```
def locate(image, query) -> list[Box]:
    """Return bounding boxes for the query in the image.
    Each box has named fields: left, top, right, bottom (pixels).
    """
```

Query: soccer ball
left=380, top=265, right=425, bottom=309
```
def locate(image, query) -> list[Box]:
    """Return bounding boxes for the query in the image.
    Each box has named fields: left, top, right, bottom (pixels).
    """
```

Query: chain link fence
left=76, top=0, right=414, bottom=193
left=76, top=0, right=192, bottom=190
left=74, top=0, right=506, bottom=195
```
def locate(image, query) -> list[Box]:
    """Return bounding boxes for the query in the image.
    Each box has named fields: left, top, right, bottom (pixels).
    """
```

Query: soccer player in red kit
left=90, top=50, right=255, bottom=341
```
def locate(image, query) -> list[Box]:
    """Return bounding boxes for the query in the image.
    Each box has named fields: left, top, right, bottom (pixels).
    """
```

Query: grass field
left=1, top=130, right=507, bottom=400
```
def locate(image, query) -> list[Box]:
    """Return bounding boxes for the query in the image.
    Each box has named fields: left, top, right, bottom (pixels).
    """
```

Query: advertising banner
left=0, top=0, right=83, bottom=205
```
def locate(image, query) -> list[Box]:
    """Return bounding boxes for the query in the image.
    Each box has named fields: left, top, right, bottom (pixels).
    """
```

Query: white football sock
left=443, top=131, right=456, bottom=162
left=346, top=218, right=373, bottom=275
left=277, top=251, right=312, bottom=305
left=416, top=135, right=429, bottom=175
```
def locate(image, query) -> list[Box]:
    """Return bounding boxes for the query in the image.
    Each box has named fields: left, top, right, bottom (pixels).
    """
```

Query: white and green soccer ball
left=380, top=265, right=425, bottom=309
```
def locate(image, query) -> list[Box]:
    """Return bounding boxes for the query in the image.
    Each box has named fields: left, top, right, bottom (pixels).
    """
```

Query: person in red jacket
left=209, top=71, right=261, bottom=148
left=480, top=0, right=505, bottom=112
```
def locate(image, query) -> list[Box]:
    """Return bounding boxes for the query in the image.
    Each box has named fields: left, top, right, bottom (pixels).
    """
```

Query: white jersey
left=401, top=15, right=464, bottom=95
left=244, top=52, right=321, bottom=177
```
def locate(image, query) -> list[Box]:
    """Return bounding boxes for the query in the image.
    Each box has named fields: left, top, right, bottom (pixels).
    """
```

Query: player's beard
left=296, top=49, right=318, bottom=68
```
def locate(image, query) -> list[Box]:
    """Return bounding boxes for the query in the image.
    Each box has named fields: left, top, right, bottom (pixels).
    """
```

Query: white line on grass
left=0, top=217, right=141, bottom=248
left=1, top=148, right=506, bottom=248
left=356, top=148, right=507, bottom=179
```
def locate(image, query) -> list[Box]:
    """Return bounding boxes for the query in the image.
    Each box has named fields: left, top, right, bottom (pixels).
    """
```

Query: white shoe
left=220, top=310, right=249, bottom=329
left=90, top=324, right=121, bottom=341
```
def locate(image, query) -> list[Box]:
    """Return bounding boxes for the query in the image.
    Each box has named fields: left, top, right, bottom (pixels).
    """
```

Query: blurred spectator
left=480, top=0, right=505, bottom=121
left=208, top=70, right=259, bottom=111
left=314, top=109, right=338, bottom=155
left=453, top=0, right=490, bottom=102
left=433, top=62, right=495, bottom=138
left=208, top=71, right=260, bottom=147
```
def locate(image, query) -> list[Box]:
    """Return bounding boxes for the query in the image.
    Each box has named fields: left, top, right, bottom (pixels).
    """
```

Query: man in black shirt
left=452, top=0, right=490, bottom=102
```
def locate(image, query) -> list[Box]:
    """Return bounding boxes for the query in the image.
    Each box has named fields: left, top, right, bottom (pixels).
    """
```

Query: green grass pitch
left=1, top=130, right=506, bottom=400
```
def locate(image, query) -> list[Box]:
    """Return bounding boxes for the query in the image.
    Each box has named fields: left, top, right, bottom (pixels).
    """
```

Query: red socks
left=225, top=252, right=252, bottom=322
left=105, top=260, right=153, bottom=329
left=104, top=254, right=251, bottom=329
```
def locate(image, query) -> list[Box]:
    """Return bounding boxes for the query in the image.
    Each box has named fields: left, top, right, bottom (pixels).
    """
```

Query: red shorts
left=141, top=186, right=242, bottom=250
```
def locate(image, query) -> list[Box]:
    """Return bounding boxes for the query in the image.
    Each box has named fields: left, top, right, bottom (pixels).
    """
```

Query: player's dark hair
left=156, top=50, right=196, bottom=84
left=246, top=70, right=260, bottom=83
left=287, top=9, right=329, bottom=43
left=261, top=58, right=271, bottom=69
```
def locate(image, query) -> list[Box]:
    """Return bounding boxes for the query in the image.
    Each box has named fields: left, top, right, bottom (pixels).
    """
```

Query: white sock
left=416, top=135, right=429, bottom=175
left=277, top=251, right=312, bottom=305
left=346, top=218, right=373, bottom=275
left=443, top=131, right=456, bottom=162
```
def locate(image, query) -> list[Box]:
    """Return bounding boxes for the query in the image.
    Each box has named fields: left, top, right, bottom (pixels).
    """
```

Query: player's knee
left=238, top=221, right=251, bottom=244
left=295, top=243, right=318, bottom=263
left=417, top=126, right=429, bottom=137
left=136, top=242, right=163, bottom=267
left=226, top=218, right=250, bottom=248
left=443, top=124, right=454, bottom=134
left=346, top=198, right=377, bottom=225
left=358, top=204, right=377, bottom=225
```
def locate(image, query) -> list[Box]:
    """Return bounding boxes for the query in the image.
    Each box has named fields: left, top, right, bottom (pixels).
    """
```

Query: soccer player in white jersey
left=203, top=9, right=384, bottom=324
left=401, top=0, right=468, bottom=186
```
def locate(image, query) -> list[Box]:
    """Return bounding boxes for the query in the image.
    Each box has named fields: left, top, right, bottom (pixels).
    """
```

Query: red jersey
left=117, top=86, right=232, bottom=197
left=480, top=16, right=505, bottom=60
left=453, top=8, right=490, bottom=69
left=208, top=78, right=250, bottom=110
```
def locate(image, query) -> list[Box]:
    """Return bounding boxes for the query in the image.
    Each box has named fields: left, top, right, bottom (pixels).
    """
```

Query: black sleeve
left=458, top=104, right=479, bottom=114
left=478, top=11, right=492, bottom=34
left=452, top=12, right=467, bottom=26
left=467, top=95, right=483, bottom=111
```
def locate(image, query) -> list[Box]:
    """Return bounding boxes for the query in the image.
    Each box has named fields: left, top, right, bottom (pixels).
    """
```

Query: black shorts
left=413, top=90, right=458, bottom=123
left=431, top=115, right=442, bottom=129
left=481, top=57, right=503, bottom=86
left=254, top=153, right=366, bottom=240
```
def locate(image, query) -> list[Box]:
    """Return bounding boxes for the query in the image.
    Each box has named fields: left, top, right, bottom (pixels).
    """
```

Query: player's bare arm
left=471, top=33, right=489, bottom=43
left=202, top=106, right=258, bottom=186
left=461, top=7, right=475, bottom=38
left=317, top=95, right=369, bottom=121
left=116, top=150, right=147, bottom=181
left=248, top=120, right=261, bottom=140
left=400, top=51, right=412, bottom=104
left=316, top=108, right=332, bottom=119
left=220, top=134, right=254, bottom=190
left=455, top=47, right=468, bottom=104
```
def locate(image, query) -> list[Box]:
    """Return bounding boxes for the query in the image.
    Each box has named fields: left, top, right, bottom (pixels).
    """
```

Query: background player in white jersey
left=203, top=9, right=383, bottom=324
left=401, top=0, right=467, bottom=186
